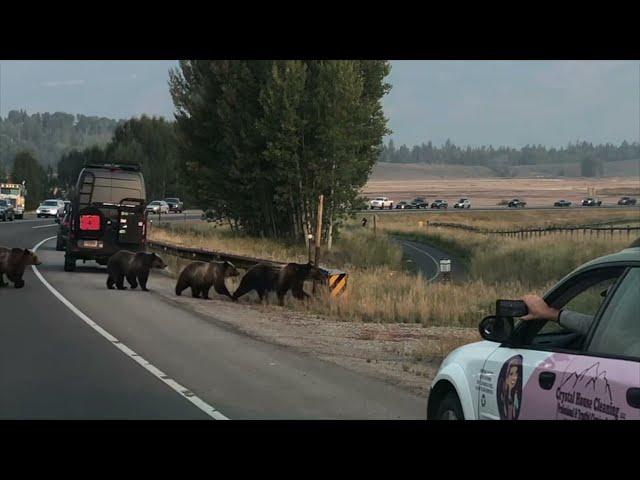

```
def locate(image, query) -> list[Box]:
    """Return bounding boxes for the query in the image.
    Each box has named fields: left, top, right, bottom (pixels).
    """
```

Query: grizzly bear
left=0, top=247, right=42, bottom=288
left=175, top=260, right=239, bottom=300
left=106, top=250, right=167, bottom=291
left=232, top=262, right=325, bottom=306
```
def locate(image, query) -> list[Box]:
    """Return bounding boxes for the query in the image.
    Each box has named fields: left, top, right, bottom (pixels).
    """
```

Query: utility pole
left=312, top=194, right=323, bottom=294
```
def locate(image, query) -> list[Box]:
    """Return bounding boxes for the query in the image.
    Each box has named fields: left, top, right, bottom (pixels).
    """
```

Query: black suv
left=582, top=197, right=602, bottom=207
left=430, top=199, right=448, bottom=209
left=618, top=196, right=637, bottom=206
left=508, top=198, right=527, bottom=208
left=410, top=197, right=429, bottom=209
left=164, top=197, right=184, bottom=213
left=64, top=163, right=147, bottom=271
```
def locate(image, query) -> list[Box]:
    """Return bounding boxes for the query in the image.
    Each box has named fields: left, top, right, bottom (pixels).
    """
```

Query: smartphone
left=496, top=299, right=529, bottom=318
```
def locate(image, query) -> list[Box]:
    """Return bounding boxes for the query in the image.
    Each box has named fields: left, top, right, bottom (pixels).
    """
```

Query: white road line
left=32, top=224, right=58, bottom=229
left=401, top=241, right=441, bottom=282
left=30, top=236, right=228, bottom=420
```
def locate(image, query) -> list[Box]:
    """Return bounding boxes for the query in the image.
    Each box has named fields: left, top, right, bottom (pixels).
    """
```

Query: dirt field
left=363, top=176, right=640, bottom=207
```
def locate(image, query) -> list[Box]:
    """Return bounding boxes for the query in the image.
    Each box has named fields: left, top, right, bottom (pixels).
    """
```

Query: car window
left=587, top=268, right=640, bottom=359
left=537, top=276, right=619, bottom=335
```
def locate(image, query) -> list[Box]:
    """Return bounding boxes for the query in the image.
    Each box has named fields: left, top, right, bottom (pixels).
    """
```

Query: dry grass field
left=363, top=175, right=639, bottom=207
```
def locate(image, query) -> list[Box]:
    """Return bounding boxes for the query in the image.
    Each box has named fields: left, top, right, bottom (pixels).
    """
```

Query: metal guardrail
left=147, top=240, right=348, bottom=296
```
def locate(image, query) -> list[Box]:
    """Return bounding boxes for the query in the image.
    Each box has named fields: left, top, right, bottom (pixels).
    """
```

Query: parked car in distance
left=146, top=200, right=170, bottom=214
left=430, top=199, right=448, bottom=209
left=56, top=212, right=71, bottom=251
left=454, top=198, right=471, bottom=209
left=0, top=199, right=15, bottom=221
left=410, top=197, right=429, bottom=209
left=36, top=199, right=65, bottom=218
left=554, top=199, right=572, bottom=207
left=164, top=197, right=184, bottom=213
left=395, top=201, right=413, bottom=210
left=369, top=197, right=393, bottom=209
left=427, top=244, right=640, bottom=420
left=617, top=196, right=637, bottom=206
left=507, top=198, right=526, bottom=208
left=582, top=197, right=602, bottom=207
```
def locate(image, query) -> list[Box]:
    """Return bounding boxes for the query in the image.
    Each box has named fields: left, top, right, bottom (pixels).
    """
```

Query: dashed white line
left=30, top=236, right=228, bottom=420
left=401, top=241, right=441, bottom=282
left=32, top=224, right=59, bottom=229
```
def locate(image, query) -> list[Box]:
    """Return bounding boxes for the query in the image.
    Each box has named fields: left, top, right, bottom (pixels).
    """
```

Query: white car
left=454, top=198, right=471, bottom=209
left=369, top=197, right=393, bottom=210
left=36, top=199, right=65, bottom=218
left=146, top=200, right=170, bottom=214
left=427, top=245, right=640, bottom=420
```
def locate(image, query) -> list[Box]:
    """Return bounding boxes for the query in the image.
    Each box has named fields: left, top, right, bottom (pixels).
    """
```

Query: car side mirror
left=478, top=315, right=515, bottom=344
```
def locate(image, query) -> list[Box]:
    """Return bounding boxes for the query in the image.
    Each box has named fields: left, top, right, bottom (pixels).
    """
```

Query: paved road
left=395, top=237, right=466, bottom=283
left=357, top=205, right=640, bottom=214
left=0, top=216, right=426, bottom=419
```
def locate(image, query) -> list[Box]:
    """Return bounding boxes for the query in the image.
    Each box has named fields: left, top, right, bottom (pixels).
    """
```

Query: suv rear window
left=77, top=168, right=146, bottom=207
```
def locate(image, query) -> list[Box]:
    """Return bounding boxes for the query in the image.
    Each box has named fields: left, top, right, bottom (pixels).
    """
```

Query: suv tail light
left=80, top=214, right=101, bottom=231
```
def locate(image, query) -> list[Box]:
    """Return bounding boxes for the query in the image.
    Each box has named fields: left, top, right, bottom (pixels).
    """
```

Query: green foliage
left=11, top=151, right=47, bottom=209
left=169, top=60, right=391, bottom=241
left=0, top=111, right=120, bottom=168
left=381, top=139, right=640, bottom=168
left=580, top=155, right=604, bottom=177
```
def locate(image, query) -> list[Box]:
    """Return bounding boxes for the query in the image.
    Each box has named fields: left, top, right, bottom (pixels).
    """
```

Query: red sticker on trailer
left=79, top=214, right=100, bottom=231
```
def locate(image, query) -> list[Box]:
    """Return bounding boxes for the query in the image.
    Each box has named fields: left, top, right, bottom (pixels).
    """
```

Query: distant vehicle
left=410, top=197, right=429, bottom=209
left=0, top=199, right=15, bottom=221
left=507, top=199, right=526, bottom=208
left=0, top=182, right=27, bottom=219
left=36, top=199, right=65, bottom=218
left=64, top=163, right=147, bottom=272
left=618, top=196, right=637, bottom=206
left=56, top=212, right=71, bottom=251
left=369, top=197, right=393, bottom=210
left=454, top=198, right=471, bottom=209
left=146, top=200, right=170, bottom=215
left=427, top=244, right=640, bottom=420
left=430, top=199, right=448, bottom=209
left=582, top=197, right=602, bottom=207
left=164, top=197, right=184, bottom=213
left=553, top=199, right=572, bottom=207
left=395, top=201, right=413, bottom=210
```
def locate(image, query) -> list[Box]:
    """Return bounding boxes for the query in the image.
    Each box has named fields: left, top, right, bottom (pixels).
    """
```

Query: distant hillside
left=0, top=110, right=121, bottom=170
left=509, top=158, right=640, bottom=178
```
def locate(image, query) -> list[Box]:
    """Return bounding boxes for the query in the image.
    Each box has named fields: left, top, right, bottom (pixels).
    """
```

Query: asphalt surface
left=0, top=214, right=426, bottom=419
left=396, top=238, right=465, bottom=282
left=357, top=205, right=640, bottom=214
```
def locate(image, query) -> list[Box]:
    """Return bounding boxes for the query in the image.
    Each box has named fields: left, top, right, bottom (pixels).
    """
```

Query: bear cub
left=232, top=262, right=324, bottom=306
left=106, top=250, right=167, bottom=291
left=175, top=260, right=239, bottom=300
left=0, top=247, right=42, bottom=288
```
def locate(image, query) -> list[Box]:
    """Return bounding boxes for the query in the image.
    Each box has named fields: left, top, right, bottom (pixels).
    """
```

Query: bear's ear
left=23, top=249, right=31, bottom=255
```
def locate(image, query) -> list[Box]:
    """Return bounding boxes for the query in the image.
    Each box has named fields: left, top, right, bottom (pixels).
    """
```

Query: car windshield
left=43, top=200, right=59, bottom=206
left=165, top=198, right=178, bottom=202
left=150, top=201, right=160, bottom=205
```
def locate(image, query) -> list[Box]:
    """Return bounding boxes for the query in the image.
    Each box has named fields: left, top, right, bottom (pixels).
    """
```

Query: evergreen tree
left=12, top=151, right=46, bottom=209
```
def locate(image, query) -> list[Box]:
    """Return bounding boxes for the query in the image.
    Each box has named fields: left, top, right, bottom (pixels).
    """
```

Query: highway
left=357, top=204, right=640, bottom=214
left=0, top=214, right=426, bottom=419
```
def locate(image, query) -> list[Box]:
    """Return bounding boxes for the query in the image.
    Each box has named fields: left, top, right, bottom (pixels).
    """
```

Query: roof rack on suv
left=84, top=163, right=142, bottom=172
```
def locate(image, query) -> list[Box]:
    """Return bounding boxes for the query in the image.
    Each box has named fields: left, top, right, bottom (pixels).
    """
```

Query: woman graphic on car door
left=497, top=355, right=523, bottom=420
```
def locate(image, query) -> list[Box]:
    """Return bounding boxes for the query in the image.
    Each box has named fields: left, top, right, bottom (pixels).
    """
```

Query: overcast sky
left=0, top=60, right=638, bottom=148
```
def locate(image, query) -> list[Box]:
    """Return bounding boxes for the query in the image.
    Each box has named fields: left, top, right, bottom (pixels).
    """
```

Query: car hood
left=440, top=340, right=501, bottom=369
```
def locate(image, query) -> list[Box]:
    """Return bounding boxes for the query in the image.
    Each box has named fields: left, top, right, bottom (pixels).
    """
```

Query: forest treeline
left=380, top=139, right=640, bottom=177
left=0, top=111, right=120, bottom=168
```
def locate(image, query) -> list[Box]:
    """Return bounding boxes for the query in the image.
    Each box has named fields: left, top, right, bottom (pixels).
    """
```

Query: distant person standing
left=362, top=217, right=368, bottom=228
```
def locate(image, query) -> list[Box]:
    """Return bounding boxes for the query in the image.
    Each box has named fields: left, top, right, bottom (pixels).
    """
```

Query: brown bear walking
left=175, top=260, right=239, bottom=300
left=232, top=262, right=325, bottom=306
left=106, top=250, right=167, bottom=291
left=0, top=247, right=42, bottom=288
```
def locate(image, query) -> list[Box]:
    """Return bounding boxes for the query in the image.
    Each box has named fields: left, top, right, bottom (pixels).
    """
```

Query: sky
left=0, top=60, right=638, bottom=148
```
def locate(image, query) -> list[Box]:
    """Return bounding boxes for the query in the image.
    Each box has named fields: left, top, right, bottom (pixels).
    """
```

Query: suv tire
left=434, top=391, right=464, bottom=420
